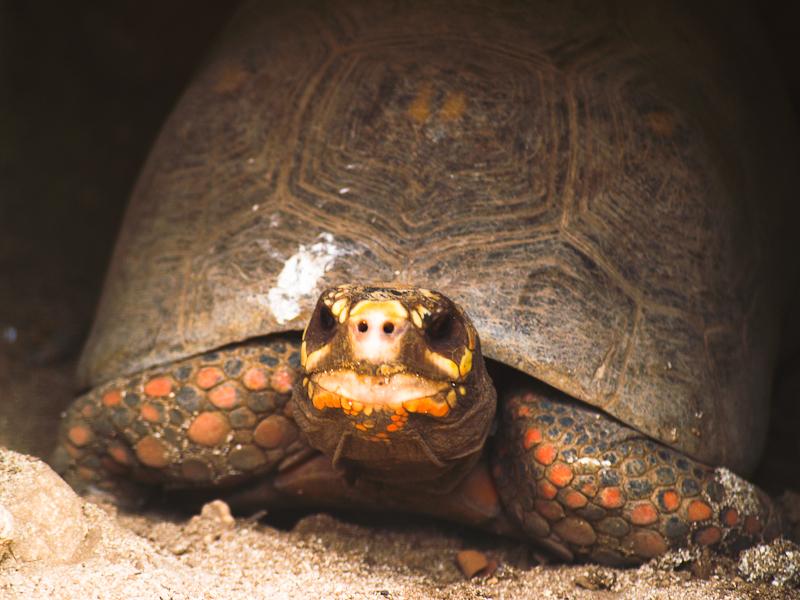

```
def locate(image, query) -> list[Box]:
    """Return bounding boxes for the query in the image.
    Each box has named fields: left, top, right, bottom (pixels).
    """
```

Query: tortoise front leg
left=52, top=334, right=309, bottom=503
left=491, top=382, right=783, bottom=566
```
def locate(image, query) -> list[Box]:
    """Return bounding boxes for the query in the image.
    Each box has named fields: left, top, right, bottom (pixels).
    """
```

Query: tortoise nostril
left=358, top=321, right=369, bottom=333
left=383, top=322, right=395, bottom=335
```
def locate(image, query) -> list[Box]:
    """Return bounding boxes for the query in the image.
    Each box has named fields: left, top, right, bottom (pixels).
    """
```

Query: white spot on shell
left=267, top=233, right=347, bottom=324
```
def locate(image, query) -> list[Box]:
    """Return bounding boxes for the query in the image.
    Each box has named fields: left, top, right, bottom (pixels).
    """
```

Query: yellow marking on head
left=459, top=348, right=473, bottom=378
left=440, top=91, right=466, bottom=121
left=466, top=325, right=475, bottom=351
left=420, top=289, right=436, bottom=299
left=338, top=304, right=350, bottom=324
left=408, top=83, right=433, bottom=123
left=302, top=323, right=308, bottom=341
left=446, top=389, right=457, bottom=407
left=417, top=305, right=431, bottom=320
left=425, top=349, right=460, bottom=381
left=331, top=298, right=348, bottom=317
left=304, top=344, right=331, bottom=372
left=410, top=309, right=423, bottom=329
left=458, top=385, right=467, bottom=396
left=349, top=299, right=409, bottom=320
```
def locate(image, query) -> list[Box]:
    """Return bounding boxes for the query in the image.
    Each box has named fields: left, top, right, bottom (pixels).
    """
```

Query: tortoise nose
left=348, top=305, right=410, bottom=364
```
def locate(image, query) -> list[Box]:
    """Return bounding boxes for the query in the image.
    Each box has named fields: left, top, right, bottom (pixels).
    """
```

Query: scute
left=78, top=1, right=795, bottom=474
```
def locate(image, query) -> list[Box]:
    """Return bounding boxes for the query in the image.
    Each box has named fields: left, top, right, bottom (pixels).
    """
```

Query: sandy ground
left=1, top=449, right=800, bottom=600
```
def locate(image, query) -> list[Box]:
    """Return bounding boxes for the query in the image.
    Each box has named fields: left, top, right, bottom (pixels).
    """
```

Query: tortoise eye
left=426, top=312, right=453, bottom=342
left=425, top=309, right=466, bottom=355
left=318, top=305, right=336, bottom=331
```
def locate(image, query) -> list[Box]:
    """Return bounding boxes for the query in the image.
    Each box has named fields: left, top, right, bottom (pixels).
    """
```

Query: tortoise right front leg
left=52, top=334, right=310, bottom=502
left=492, top=382, right=783, bottom=566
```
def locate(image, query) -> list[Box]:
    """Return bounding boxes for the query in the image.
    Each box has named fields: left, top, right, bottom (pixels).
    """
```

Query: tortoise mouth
left=307, top=370, right=453, bottom=418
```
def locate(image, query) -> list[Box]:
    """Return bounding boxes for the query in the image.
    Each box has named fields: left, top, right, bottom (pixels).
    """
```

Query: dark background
left=0, top=2, right=798, bottom=492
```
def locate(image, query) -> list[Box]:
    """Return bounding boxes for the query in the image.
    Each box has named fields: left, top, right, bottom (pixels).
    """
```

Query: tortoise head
left=291, top=285, right=496, bottom=488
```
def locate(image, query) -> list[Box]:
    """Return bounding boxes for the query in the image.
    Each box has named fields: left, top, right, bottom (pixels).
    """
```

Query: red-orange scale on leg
left=630, top=502, right=659, bottom=526
left=242, top=367, right=268, bottom=391
left=196, top=367, right=224, bottom=390
left=187, top=412, right=231, bottom=446
left=537, top=479, right=558, bottom=500
left=270, top=367, right=295, bottom=394
left=135, top=436, right=170, bottom=469
left=523, top=427, right=542, bottom=450
left=546, top=462, right=574, bottom=488
left=208, top=383, right=240, bottom=409
left=563, top=490, right=588, bottom=509
left=144, top=376, right=173, bottom=397
left=687, top=499, right=713, bottom=522
left=597, top=487, right=625, bottom=509
left=533, top=443, right=557, bottom=466
left=102, top=389, right=122, bottom=407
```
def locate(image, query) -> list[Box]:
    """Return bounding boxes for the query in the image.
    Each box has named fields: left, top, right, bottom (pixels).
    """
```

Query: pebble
left=456, top=549, right=492, bottom=578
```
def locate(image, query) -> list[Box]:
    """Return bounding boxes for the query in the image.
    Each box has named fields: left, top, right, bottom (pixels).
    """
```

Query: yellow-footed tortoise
left=54, top=0, right=795, bottom=566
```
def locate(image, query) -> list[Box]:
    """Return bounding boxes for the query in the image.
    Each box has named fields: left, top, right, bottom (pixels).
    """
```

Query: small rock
left=199, top=499, right=235, bottom=528
left=456, top=549, right=494, bottom=578
left=574, top=567, right=616, bottom=590
left=0, top=449, right=90, bottom=564
left=0, top=504, right=15, bottom=562
left=738, top=538, right=800, bottom=588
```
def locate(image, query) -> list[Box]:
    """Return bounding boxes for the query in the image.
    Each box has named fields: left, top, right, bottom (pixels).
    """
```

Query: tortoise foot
left=53, top=334, right=310, bottom=500
left=492, top=383, right=783, bottom=566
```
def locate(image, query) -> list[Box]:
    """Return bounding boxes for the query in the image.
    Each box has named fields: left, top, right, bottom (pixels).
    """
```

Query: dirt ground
left=1, top=448, right=799, bottom=600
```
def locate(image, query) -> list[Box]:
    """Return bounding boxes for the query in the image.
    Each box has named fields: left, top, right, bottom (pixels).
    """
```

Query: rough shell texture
left=78, top=1, right=795, bottom=473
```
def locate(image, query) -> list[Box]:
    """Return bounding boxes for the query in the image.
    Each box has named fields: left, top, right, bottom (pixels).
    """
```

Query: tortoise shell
left=78, top=1, right=793, bottom=474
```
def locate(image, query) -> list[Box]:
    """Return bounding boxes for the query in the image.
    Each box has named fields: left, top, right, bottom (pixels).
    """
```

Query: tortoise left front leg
left=491, top=382, right=783, bottom=566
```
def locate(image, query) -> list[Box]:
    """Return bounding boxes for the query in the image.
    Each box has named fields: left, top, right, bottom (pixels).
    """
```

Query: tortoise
left=54, top=0, right=794, bottom=566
